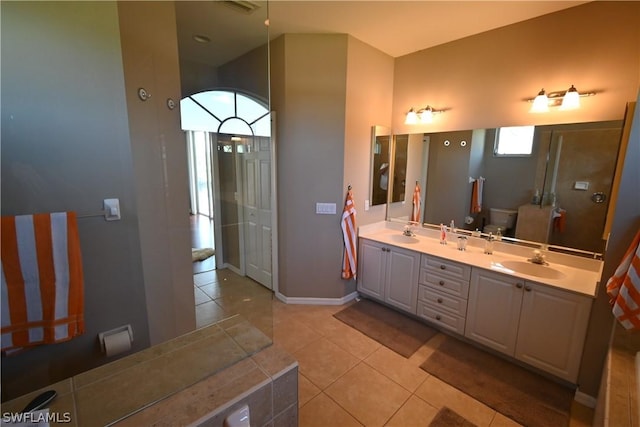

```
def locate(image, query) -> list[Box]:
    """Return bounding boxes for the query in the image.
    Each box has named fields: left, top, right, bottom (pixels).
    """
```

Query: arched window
left=180, top=90, right=270, bottom=137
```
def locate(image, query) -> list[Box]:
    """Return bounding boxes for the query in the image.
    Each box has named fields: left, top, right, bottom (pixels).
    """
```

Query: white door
left=242, top=137, right=272, bottom=289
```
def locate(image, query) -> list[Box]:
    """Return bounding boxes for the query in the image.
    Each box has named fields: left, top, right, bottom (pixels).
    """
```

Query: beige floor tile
left=365, top=345, right=428, bottom=392
left=490, top=412, right=523, bottom=427
left=195, top=300, right=229, bottom=328
left=294, top=338, right=360, bottom=390
left=273, top=317, right=322, bottom=355
left=298, top=373, right=321, bottom=408
left=325, top=363, right=411, bottom=427
left=323, top=320, right=381, bottom=360
left=414, top=375, right=495, bottom=427
left=194, top=286, right=211, bottom=305
left=299, top=393, right=362, bottom=427
left=385, top=395, right=439, bottom=427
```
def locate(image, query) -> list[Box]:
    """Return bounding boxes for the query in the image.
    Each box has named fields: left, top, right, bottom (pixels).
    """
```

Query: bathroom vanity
left=357, top=221, right=602, bottom=384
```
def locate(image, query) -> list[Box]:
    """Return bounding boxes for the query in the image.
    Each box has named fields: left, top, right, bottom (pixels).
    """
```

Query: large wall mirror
left=370, top=126, right=408, bottom=206
left=386, top=120, right=623, bottom=255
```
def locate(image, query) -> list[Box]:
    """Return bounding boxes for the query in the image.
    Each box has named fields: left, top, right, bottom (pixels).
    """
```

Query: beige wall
left=271, top=34, right=351, bottom=299
left=392, top=1, right=640, bottom=134
left=344, top=36, right=395, bottom=227
left=119, top=2, right=195, bottom=344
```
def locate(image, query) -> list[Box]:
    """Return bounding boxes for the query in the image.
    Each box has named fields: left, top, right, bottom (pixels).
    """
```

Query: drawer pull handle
left=524, top=285, right=532, bottom=292
left=440, top=265, right=446, bottom=270
left=435, top=315, right=442, bottom=321
left=516, top=283, right=523, bottom=289
left=439, top=280, right=445, bottom=286
left=437, top=298, right=443, bottom=303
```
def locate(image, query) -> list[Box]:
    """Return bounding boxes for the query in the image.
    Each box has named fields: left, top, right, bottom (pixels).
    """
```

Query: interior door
left=242, top=136, right=272, bottom=289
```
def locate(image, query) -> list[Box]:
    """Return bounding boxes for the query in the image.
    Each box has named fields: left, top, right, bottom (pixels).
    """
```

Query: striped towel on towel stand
left=1, top=212, right=85, bottom=352
left=606, top=228, right=640, bottom=330
left=341, top=188, right=357, bottom=280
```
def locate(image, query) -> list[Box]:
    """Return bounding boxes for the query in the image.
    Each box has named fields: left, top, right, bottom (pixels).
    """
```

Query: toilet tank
left=490, top=208, right=518, bottom=229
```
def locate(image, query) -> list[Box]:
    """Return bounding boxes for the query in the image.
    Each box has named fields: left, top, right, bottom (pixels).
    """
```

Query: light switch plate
left=316, top=202, right=336, bottom=215
left=574, top=181, right=589, bottom=191
left=104, top=198, right=121, bottom=221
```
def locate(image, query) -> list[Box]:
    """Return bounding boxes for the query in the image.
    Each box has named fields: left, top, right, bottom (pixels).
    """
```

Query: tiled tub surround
left=357, top=221, right=603, bottom=389
left=1, top=317, right=294, bottom=427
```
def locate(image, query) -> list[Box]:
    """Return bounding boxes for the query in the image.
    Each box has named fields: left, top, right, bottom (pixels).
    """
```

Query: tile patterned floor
left=272, top=300, right=596, bottom=427
left=193, top=268, right=595, bottom=427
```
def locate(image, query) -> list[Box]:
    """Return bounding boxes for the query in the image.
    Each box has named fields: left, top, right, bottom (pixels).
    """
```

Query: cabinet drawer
left=417, top=302, right=465, bottom=334
left=421, top=255, right=471, bottom=281
left=419, top=271, right=470, bottom=299
left=418, top=285, right=468, bottom=317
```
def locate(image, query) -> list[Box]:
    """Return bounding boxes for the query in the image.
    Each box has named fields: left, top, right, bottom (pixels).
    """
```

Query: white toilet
left=484, top=208, right=518, bottom=235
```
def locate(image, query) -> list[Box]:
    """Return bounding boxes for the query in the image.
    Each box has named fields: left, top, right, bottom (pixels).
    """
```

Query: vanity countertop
left=358, top=222, right=603, bottom=298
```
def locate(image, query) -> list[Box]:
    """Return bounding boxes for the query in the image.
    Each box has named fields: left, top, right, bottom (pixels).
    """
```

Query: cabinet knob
left=440, top=265, right=446, bottom=270
left=437, top=298, right=443, bottom=304
left=439, top=280, right=445, bottom=286
left=516, top=283, right=523, bottom=289
left=435, top=315, right=442, bottom=321
left=524, top=285, right=532, bottom=292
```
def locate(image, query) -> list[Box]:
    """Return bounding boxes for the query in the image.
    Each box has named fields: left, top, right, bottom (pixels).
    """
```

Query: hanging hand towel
left=411, top=182, right=421, bottom=223
left=470, top=178, right=484, bottom=213
left=606, top=229, right=640, bottom=330
left=1, top=212, right=85, bottom=352
left=341, top=189, right=357, bottom=280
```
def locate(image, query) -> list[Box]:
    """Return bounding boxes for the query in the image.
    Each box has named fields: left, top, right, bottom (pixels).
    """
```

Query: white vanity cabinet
left=465, top=268, right=592, bottom=382
left=417, top=255, right=471, bottom=334
left=357, top=238, right=420, bottom=314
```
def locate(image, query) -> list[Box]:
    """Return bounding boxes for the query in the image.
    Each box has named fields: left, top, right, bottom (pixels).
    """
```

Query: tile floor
left=194, top=269, right=595, bottom=426
left=273, top=300, right=596, bottom=427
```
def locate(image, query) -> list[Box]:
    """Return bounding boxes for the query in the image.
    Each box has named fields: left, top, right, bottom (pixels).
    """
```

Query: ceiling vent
left=222, top=1, right=262, bottom=14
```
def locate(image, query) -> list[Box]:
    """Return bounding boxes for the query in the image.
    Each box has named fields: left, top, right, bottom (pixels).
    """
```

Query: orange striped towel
left=606, top=229, right=640, bottom=330
left=471, top=178, right=484, bottom=213
left=411, top=183, right=421, bottom=223
left=341, top=190, right=357, bottom=280
left=1, top=212, right=85, bottom=352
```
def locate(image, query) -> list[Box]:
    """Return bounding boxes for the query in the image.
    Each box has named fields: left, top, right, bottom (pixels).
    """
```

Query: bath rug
left=192, top=248, right=215, bottom=262
left=333, top=299, right=438, bottom=357
left=420, top=336, right=574, bottom=427
left=429, top=407, right=477, bottom=427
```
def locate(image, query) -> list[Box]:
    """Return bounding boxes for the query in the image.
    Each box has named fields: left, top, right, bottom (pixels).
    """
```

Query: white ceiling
left=176, top=1, right=588, bottom=67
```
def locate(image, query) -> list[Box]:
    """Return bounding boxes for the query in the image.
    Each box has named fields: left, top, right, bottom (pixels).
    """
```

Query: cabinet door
left=385, top=246, right=420, bottom=314
left=465, top=269, right=523, bottom=355
left=515, top=283, right=593, bottom=383
left=357, top=239, right=386, bottom=300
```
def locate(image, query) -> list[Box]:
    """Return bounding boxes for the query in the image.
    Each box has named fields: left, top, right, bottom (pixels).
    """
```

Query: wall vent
left=222, top=1, right=262, bottom=14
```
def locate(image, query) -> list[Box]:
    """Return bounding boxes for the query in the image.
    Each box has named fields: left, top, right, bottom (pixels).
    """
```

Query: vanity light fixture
left=528, top=85, right=596, bottom=113
left=405, top=105, right=446, bottom=124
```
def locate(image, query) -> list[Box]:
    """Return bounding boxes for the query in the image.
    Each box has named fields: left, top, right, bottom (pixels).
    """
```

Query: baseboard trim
left=275, top=291, right=358, bottom=306
left=575, top=389, right=597, bottom=408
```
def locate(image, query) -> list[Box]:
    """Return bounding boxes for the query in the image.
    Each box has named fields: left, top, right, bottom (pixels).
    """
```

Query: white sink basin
left=390, top=234, right=420, bottom=244
left=500, top=260, right=566, bottom=280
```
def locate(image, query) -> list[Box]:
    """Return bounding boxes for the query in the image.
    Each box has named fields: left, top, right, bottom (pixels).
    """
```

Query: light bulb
left=420, top=107, right=434, bottom=123
left=560, top=85, right=580, bottom=110
left=530, top=89, right=549, bottom=113
left=405, top=108, right=418, bottom=125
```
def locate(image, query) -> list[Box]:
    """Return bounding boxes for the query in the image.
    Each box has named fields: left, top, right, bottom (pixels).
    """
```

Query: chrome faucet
left=528, top=249, right=548, bottom=265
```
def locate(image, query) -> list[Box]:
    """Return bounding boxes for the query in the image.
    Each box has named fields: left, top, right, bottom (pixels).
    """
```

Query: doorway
left=181, top=90, right=273, bottom=290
